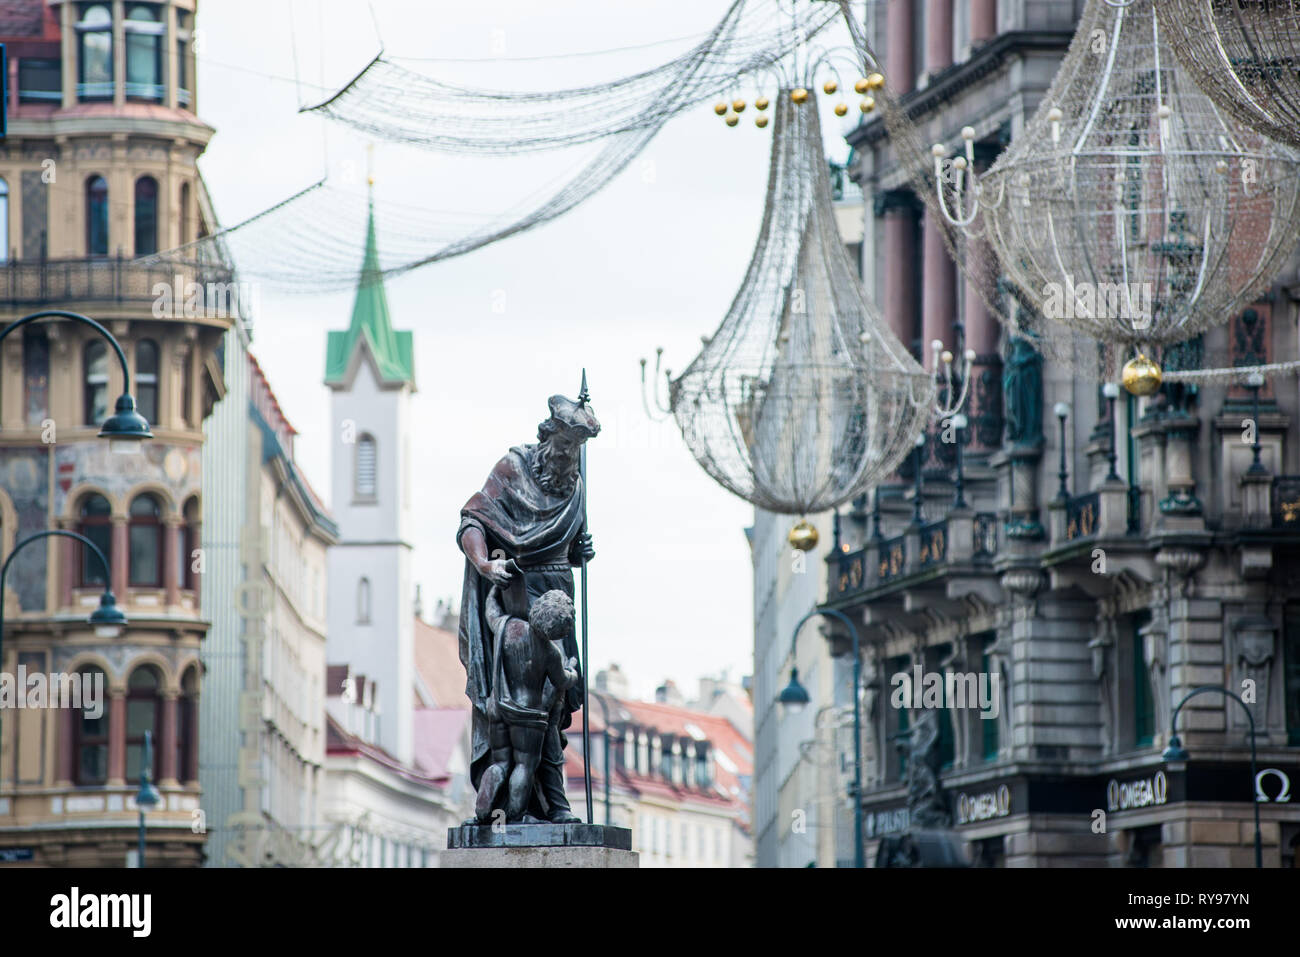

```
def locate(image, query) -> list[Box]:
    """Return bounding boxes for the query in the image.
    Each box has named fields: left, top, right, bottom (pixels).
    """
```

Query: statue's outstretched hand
left=483, top=558, right=516, bottom=586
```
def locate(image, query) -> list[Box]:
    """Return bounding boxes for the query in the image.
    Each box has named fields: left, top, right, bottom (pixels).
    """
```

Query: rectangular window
left=1133, top=611, right=1154, bottom=748
left=18, top=58, right=62, bottom=103
left=77, top=4, right=114, bottom=100
left=889, top=655, right=910, bottom=778
left=77, top=709, right=109, bottom=785
left=129, top=524, right=161, bottom=586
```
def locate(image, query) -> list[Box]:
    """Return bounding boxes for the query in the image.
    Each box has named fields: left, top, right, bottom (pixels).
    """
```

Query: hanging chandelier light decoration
left=930, top=0, right=1300, bottom=386
left=645, top=87, right=934, bottom=518
left=1153, top=0, right=1300, bottom=151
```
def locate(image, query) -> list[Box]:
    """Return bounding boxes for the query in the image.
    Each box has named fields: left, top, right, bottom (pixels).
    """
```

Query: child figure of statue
left=474, top=581, right=580, bottom=824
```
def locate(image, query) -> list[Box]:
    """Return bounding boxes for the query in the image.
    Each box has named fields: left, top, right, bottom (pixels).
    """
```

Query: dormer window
left=76, top=4, right=114, bottom=101
left=125, top=4, right=164, bottom=101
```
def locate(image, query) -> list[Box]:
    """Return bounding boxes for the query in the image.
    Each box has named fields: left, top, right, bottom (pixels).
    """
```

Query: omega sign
left=1107, top=770, right=1169, bottom=812
left=957, top=785, right=1012, bottom=824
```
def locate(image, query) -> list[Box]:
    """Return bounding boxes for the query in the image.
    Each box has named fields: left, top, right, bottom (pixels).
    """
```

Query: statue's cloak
left=457, top=444, right=585, bottom=788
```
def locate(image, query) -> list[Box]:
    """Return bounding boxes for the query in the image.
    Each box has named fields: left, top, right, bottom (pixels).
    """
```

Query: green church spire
left=324, top=194, right=415, bottom=387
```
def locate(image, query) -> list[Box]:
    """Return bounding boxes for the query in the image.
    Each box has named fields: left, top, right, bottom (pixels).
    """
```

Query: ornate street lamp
left=1163, top=686, right=1262, bottom=868
left=0, top=310, right=152, bottom=452
left=780, top=608, right=863, bottom=868
left=1246, top=371, right=1267, bottom=476
left=0, top=530, right=127, bottom=795
left=1054, top=402, right=1070, bottom=502
left=1102, top=383, right=1121, bottom=482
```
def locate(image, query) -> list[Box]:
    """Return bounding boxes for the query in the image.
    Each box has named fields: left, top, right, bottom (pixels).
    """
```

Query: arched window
left=357, top=577, right=371, bottom=624
left=77, top=493, right=112, bottom=587
left=177, top=666, right=199, bottom=783
left=134, top=177, right=158, bottom=256
left=356, top=434, right=377, bottom=500
left=179, top=497, right=200, bottom=591
left=125, top=4, right=163, bottom=100
left=179, top=182, right=191, bottom=245
left=85, top=175, right=109, bottom=256
left=74, top=667, right=110, bottom=785
left=0, top=177, right=9, bottom=263
left=125, top=665, right=162, bottom=782
left=77, top=4, right=113, bottom=101
left=83, top=340, right=108, bottom=426
left=23, top=328, right=49, bottom=425
left=128, top=494, right=163, bottom=587
left=135, top=339, right=158, bottom=425
left=176, top=12, right=193, bottom=106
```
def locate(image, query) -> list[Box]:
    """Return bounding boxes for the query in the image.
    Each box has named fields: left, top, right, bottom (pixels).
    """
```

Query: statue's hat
left=547, top=394, right=600, bottom=439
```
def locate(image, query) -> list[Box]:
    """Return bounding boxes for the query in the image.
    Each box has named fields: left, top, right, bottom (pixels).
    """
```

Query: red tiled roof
left=413, top=707, right=469, bottom=780
left=0, top=1, right=52, bottom=38
left=413, top=615, right=471, bottom=710
left=325, top=712, right=450, bottom=789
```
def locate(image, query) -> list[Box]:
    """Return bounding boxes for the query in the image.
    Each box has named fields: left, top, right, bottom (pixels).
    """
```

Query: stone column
left=965, top=235, right=1002, bottom=454
left=159, top=691, right=179, bottom=786
left=163, top=517, right=181, bottom=606
left=926, top=0, right=954, bottom=76
left=922, top=210, right=955, bottom=371
left=886, top=0, right=916, bottom=94
left=972, top=0, right=997, bottom=45
left=878, top=192, right=919, bottom=354
left=59, top=518, right=76, bottom=609
left=184, top=692, right=200, bottom=783
left=112, top=0, right=125, bottom=108
left=106, top=688, right=126, bottom=785
left=111, top=516, right=128, bottom=598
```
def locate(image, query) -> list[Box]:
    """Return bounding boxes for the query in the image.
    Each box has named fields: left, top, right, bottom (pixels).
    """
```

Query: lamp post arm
left=0, top=310, right=133, bottom=394
left=1, top=528, right=113, bottom=651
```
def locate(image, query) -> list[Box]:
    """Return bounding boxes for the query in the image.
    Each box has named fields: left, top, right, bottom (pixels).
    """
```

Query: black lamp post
left=1162, top=685, right=1262, bottom=868
left=1054, top=402, right=1070, bottom=502
left=0, top=530, right=126, bottom=794
left=951, top=413, right=968, bottom=509
left=0, top=310, right=151, bottom=450
left=779, top=607, right=864, bottom=868
left=1246, top=371, right=1267, bottom=476
left=911, top=432, right=925, bottom=526
left=135, top=730, right=161, bottom=867
left=1102, top=382, right=1121, bottom=482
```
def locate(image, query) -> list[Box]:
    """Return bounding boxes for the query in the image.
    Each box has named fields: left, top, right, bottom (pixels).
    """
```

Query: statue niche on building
left=875, top=709, right=971, bottom=867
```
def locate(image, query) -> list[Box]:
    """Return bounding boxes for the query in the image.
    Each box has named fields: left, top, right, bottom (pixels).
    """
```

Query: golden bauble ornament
left=713, top=102, right=728, bottom=116
left=791, top=88, right=809, bottom=104
left=859, top=96, right=875, bottom=113
left=788, top=520, right=819, bottom=551
left=755, top=96, right=770, bottom=111
left=755, top=114, right=769, bottom=128
left=866, top=72, right=885, bottom=90
left=1121, top=354, right=1163, bottom=396
left=724, top=113, right=739, bottom=127
left=823, top=80, right=837, bottom=94
left=732, top=98, right=746, bottom=113
left=834, top=102, right=848, bottom=116
left=854, top=78, right=870, bottom=94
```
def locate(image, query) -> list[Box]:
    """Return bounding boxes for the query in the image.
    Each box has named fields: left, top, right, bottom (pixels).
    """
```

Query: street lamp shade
left=88, top=591, right=128, bottom=638
left=100, top=394, right=152, bottom=452
left=1054, top=402, right=1070, bottom=420
left=135, top=778, right=161, bottom=810
left=1161, top=735, right=1190, bottom=763
left=778, top=668, right=811, bottom=715
left=1102, top=382, right=1120, bottom=399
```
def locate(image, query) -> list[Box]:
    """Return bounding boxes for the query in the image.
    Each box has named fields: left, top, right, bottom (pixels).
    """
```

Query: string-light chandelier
left=1153, top=0, right=1300, bottom=151
left=930, top=0, right=1300, bottom=393
left=645, top=86, right=933, bottom=535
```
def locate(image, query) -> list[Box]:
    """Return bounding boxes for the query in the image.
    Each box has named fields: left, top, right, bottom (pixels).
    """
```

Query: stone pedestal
left=443, top=823, right=637, bottom=869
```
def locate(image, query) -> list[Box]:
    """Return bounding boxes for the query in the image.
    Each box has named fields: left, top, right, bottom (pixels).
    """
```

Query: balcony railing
left=0, top=256, right=238, bottom=312
left=877, top=534, right=907, bottom=583
left=1273, top=476, right=1300, bottom=528
left=918, top=520, right=947, bottom=568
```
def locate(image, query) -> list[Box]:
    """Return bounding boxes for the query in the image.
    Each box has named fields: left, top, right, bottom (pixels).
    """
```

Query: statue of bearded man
left=457, top=392, right=599, bottom=824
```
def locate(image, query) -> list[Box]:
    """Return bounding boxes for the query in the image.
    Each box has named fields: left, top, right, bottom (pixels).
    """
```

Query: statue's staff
left=577, top=369, right=594, bottom=824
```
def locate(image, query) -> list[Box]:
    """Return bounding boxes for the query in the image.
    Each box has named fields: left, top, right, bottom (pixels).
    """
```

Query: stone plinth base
left=443, top=823, right=637, bottom=868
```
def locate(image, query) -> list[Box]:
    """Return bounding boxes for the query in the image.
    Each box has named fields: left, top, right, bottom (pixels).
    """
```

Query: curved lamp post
left=1162, top=685, right=1262, bottom=868
left=136, top=730, right=161, bottom=867
left=0, top=529, right=127, bottom=796
left=0, top=309, right=152, bottom=451
left=779, top=607, right=863, bottom=869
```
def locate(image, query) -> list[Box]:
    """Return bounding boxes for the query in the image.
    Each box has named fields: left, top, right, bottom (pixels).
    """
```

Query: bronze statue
left=457, top=393, right=599, bottom=824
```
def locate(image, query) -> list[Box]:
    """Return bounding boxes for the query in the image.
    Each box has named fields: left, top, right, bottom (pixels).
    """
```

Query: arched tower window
left=134, top=177, right=158, bottom=255
left=77, top=4, right=113, bottom=101
left=128, top=493, right=163, bottom=587
left=74, top=667, right=110, bottom=785
left=85, top=175, right=109, bottom=255
left=83, top=339, right=108, bottom=426
left=135, top=339, right=159, bottom=425
left=357, top=577, right=371, bottom=624
left=77, top=493, right=112, bottom=587
left=356, top=434, right=377, bottom=500
left=179, top=496, right=200, bottom=591
left=125, top=665, right=162, bottom=782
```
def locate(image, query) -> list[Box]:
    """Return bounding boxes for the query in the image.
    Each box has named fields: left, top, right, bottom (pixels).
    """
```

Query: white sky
left=195, top=0, right=858, bottom=701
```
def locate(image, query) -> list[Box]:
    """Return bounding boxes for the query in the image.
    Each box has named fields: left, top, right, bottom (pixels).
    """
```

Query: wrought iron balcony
left=1064, top=492, right=1100, bottom=542
left=918, top=520, right=948, bottom=568
left=0, top=256, right=239, bottom=314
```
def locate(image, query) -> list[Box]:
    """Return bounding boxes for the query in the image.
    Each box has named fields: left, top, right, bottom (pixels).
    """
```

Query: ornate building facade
left=817, top=0, right=1300, bottom=867
left=0, top=0, right=228, bottom=866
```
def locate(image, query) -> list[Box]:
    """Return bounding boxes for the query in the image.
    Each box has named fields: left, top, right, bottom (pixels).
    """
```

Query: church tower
left=325, top=196, right=416, bottom=764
